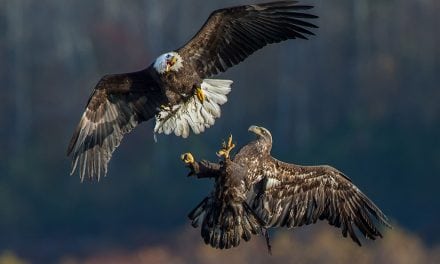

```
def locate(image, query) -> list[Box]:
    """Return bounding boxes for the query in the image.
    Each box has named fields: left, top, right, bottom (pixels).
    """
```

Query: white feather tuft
left=154, top=79, right=233, bottom=138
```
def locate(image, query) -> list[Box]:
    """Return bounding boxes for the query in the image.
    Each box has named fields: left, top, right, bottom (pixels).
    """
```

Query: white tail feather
left=154, top=79, right=233, bottom=138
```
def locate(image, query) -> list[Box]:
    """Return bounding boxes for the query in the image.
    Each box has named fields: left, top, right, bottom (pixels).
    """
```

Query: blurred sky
left=1, top=0, right=439, bottom=261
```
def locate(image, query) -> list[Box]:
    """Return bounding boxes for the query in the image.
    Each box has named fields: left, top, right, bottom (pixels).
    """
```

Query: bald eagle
left=181, top=126, right=391, bottom=252
left=67, top=1, right=318, bottom=181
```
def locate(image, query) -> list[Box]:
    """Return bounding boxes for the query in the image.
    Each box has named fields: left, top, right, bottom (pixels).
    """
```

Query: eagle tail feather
left=154, top=79, right=232, bottom=138
left=188, top=198, right=265, bottom=250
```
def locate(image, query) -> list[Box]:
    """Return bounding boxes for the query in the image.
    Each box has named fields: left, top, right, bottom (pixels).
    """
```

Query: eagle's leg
left=263, top=228, right=272, bottom=255
left=159, top=104, right=172, bottom=112
left=181, top=153, right=221, bottom=178
left=195, top=87, right=205, bottom=103
left=216, top=135, right=235, bottom=160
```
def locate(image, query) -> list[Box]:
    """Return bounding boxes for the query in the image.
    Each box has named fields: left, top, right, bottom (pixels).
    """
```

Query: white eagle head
left=153, top=51, right=183, bottom=74
left=248, top=125, right=273, bottom=153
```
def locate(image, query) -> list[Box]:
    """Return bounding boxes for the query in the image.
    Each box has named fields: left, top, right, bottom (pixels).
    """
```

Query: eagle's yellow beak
left=166, top=56, right=177, bottom=73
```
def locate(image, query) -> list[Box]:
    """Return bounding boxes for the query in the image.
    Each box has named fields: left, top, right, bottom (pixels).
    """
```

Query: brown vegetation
left=53, top=225, right=439, bottom=264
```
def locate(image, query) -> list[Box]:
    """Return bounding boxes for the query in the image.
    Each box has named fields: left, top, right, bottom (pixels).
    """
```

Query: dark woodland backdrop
left=0, top=0, right=439, bottom=263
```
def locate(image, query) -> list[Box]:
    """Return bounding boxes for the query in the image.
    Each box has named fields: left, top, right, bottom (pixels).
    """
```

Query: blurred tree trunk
left=144, top=0, right=167, bottom=53
left=6, top=0, right=30, bottom=158
left=276, top=49, right=310, bottom=148
left=353, top=0, right=370, bottom=99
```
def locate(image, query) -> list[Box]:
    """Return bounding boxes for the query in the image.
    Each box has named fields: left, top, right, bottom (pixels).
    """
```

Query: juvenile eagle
left=67, top=1, right=318, bottom=181
left=181, top=126, right=391, bottom=252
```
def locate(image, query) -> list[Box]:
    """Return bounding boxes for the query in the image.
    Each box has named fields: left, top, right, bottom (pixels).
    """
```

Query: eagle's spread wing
left=178, top=1, right=318, bottom=78
left=250, top=158, right=391, bottom=246
left=67, top=69, right=165, bottom=181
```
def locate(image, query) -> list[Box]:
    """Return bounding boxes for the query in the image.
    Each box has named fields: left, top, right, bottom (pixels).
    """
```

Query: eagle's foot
left=181, top=152, right=197, bottom=177
left=159, top=104, right=172, bottom=111
left=181, top=152, right=195, bottom=164
left=195, top=87, right=205, bottom=103
left=216, top=134, right=235, bottom=160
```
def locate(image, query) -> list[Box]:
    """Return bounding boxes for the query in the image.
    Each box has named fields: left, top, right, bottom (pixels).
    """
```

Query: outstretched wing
left=67, top=68, right=165, bottom=181
left=178, top=1, right=318, bottom=78
left=250, top=158, right=391, bottom=246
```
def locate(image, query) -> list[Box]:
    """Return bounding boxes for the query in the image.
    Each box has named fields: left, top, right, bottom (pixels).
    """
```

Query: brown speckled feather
left=187, top=126, right=391, bottom=251
left=188, top=159, right=268, bottom=251
left=250, top=157, right=391, bottom=246
left=238, top=127, right=391, bottom=247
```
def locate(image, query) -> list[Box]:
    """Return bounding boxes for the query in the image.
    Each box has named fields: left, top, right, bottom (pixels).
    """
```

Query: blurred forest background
left=1, top=0, right=439, bottom=263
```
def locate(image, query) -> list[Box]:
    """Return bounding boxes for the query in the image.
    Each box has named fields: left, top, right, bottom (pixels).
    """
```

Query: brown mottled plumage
left=183, top=126, right=391, bottom=252
left=68, top=1, right=318, bottom=181
left=187, top=158, right=269, bottom=251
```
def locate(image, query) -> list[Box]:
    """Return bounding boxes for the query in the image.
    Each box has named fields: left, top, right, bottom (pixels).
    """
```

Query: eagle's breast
left=168, top=71, right=200, bottom=97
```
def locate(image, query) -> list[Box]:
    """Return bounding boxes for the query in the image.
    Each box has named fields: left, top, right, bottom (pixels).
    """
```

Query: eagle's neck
left=252, top=139, right=272, bottom=157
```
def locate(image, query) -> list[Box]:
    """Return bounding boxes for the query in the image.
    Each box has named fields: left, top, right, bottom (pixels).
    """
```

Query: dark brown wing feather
left=67, top=68, right=165, bottom=181
left=178, top=0, right=318, bottom=78
left=250, top=158, right=391, bottom=246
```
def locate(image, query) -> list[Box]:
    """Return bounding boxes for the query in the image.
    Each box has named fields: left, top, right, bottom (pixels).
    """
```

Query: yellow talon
left=216, top=134, right=235, bottom=159
left=226, top=135, right=234, bottom=149
left=196, top=87, right=205, bottom=103
left=181, top=152, right=195, bottom=164
left=160, top=104, right=171, bottom=111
